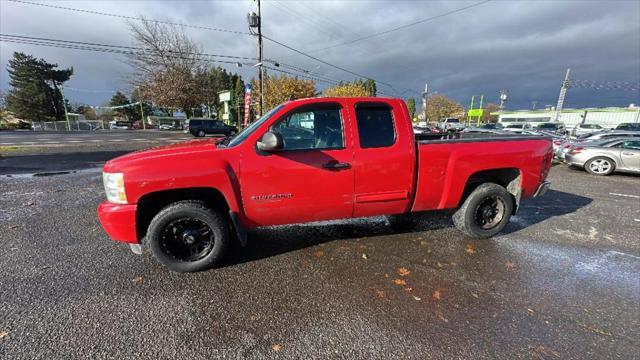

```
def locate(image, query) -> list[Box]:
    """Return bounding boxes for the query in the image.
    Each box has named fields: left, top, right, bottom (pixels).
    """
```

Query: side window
left=355, top=103, right=396, bottom=148
left=622, top=140, right=640, bottom=150
left=271, top=105, right=344, bottom=151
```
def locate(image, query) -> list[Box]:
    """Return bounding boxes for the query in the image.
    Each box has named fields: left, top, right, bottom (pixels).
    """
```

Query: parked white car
left=571, top=124, right=603, bottom=137
left=502, top=123, right=532, bottom=133
left=438, top=118, right=465, bottom=132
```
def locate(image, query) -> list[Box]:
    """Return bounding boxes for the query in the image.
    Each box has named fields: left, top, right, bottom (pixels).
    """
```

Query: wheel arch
left=458, top=168, right=522, bottom=213
left=136, top=187, right=230, bottom=241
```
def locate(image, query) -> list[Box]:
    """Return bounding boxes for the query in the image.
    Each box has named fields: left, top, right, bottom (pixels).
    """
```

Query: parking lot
left=0, top=132, right=638, bottom=359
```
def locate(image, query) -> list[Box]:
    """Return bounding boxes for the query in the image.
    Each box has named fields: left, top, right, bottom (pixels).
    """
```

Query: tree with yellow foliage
left=252, top=73, right=317, bottom=113
left=426, top=94, right=464, bottom=123
left=323, top=82, right=371, bottom=97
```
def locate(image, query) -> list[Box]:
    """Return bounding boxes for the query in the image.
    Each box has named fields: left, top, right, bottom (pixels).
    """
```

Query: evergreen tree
left=406, top=97, right=416, bottom=120
left=5, top=52, right=73, bottom=121
left=109, top=91, right=134, bottom=120
left=363, top=78, right=377, bottom=97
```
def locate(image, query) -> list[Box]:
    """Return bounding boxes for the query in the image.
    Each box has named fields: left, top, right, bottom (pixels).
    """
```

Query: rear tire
left=146, top=201, right=230, bottom=272
left=585, top=156, right=615, bottom=176
left=197, top=130, right=206, bottom=137
left=453, top=183, right=513, bottom=239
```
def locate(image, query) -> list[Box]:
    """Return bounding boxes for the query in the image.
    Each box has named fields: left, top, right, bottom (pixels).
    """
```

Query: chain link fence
left=32, top=120, right=105, bottom=131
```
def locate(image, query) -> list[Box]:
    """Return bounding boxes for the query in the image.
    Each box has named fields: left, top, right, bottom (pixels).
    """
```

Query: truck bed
left=411, top=134, right=552, bottom=212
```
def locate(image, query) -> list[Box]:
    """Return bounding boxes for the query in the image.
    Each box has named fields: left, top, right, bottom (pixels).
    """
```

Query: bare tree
left=127, top=20, right=208, bottom=116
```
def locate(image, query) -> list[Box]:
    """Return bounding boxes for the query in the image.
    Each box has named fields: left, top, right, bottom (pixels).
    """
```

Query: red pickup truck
left=98, top=97, right=552, bottom=272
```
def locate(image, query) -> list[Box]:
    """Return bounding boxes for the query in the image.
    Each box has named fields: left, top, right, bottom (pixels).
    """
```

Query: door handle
left=622, top=152, right=634, bottom=156
left=323, top=161, right=351, bottom=170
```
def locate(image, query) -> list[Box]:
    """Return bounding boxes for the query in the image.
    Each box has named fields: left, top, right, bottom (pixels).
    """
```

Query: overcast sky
left=1, top=0, right=639, bottom=110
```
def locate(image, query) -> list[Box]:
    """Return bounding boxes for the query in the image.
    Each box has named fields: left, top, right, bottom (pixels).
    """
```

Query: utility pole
left=139, top=101, right=146, bottom=130
left=554, top=68, right=571, bottom=123
left=422, top=82, right=428, bottom=123
left=248, top=1, right=263, bottom=117
left=60, top=85, right=71, bottom=131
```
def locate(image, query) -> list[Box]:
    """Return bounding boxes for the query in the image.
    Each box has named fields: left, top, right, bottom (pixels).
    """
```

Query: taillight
left=553, top=140, right=563, bottom=145
left=568, top=147, right=584, bottom=155
left=541, top=149, right=553, bottom=180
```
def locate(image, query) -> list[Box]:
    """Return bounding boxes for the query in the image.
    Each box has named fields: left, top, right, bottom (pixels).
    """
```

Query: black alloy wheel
left=160, top=218, right=214, bottom=261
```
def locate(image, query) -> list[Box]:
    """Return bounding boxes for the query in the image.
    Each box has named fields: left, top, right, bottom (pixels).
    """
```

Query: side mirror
left=257, top=131, right=283, bottom=152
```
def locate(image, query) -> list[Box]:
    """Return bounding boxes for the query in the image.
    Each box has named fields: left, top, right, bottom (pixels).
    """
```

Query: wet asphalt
left=0, top=153, right=639, bottom=359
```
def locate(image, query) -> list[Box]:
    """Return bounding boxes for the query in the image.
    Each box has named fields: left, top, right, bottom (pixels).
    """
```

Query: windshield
left=507, top=124, right=523, bottom=128
left=223, top=105, right=284, bottom=147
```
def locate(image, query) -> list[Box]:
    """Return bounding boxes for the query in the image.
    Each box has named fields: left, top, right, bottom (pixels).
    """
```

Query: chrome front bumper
left=533, top=181, right=551, bottom=198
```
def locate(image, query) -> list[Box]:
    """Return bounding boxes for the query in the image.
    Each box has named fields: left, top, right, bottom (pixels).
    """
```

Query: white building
left=497, top=105, right=640, bottom=129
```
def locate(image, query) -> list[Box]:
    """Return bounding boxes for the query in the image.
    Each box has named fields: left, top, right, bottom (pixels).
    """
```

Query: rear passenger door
left=350, top=101, right=415, bottom=217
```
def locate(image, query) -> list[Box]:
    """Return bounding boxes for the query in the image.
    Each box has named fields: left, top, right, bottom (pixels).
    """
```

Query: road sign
left=467, top=108, right=483, bottom=117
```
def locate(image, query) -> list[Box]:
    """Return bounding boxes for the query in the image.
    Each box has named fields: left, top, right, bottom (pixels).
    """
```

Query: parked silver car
left=576, top=130, right=640, bottom=142
left=565, top=138, right=640, bottom=175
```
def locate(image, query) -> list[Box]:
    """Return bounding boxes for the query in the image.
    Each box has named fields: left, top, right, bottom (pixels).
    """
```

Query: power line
left=305, top=0, right=492, bottom=54
left=8, top=0, right=421, bottom=96
left=7, top=0, right=250, bottom=36
left=0, top=34, right=355, bottom=89
left=263, top=34, right=418, bottom=96
left=0, top=34, right=258, bottom=62
left=0, top=36, right=254, bottom=67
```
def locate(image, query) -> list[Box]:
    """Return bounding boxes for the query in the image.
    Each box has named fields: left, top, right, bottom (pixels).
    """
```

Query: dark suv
left=187, top=119, right=238, bottom=137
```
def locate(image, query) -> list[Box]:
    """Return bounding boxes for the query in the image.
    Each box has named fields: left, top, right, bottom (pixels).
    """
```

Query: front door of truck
left=350, top=100, right=415, bottom=218
left=240, top=102, right=354, bottom=226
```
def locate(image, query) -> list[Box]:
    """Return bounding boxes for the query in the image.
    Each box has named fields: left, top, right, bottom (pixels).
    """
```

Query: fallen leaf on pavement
left=9, top=225, right=19, bottom=230
left=393, top=279, right=407, bottom=286
left=131, top=276, right=143, bottom=284
left=0, top=330, right=8, bottom=339
left=579, top=323, right=612, bottom=336
left=397, top=267, right=411, bottom=276
left=436, top=262, right=444, bottom=268
left=374, top=290, right=386, bottom=298
left=313, top=250, right=324, bottom=258
left=534, top=345, right=560, bottom=358
left=465, top=244, right=476, bottom=254
left=436, top=311, right=449, bottom=323
left=361, top=253, right=368, bottom=259
left=505, top=260, right=516, bottom=269
left=403, top=287, right=413, bottom=292
left=432, top=289, right=441, bottom=301
left=527, top=308, right=535, bottom=315
left=412, top=295, right=421, bottom=301
left=272, top=343, right=282, bottom=352
left=420, top=240, right=427, bottom=246
left=23, top=201, right=35, bottom=207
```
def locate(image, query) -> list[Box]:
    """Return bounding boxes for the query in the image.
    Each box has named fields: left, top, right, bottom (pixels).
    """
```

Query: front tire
left=585, top=157, right=615, bottom=176
left=146, top=201, right=230, bottom=272
left=197, top=130, right=206, bottom=137
left=453, top=183, right=514, bottom=239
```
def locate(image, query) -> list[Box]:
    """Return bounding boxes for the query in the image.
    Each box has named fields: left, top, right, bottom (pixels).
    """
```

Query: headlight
left=102, top=172, right=127, bottom=204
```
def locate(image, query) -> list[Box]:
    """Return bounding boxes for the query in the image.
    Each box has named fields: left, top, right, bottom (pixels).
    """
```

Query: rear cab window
left=354, top=103, right=396, bottom=148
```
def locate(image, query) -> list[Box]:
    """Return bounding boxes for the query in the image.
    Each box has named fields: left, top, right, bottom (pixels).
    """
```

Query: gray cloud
left=1, top=0, right=638, bottom=109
